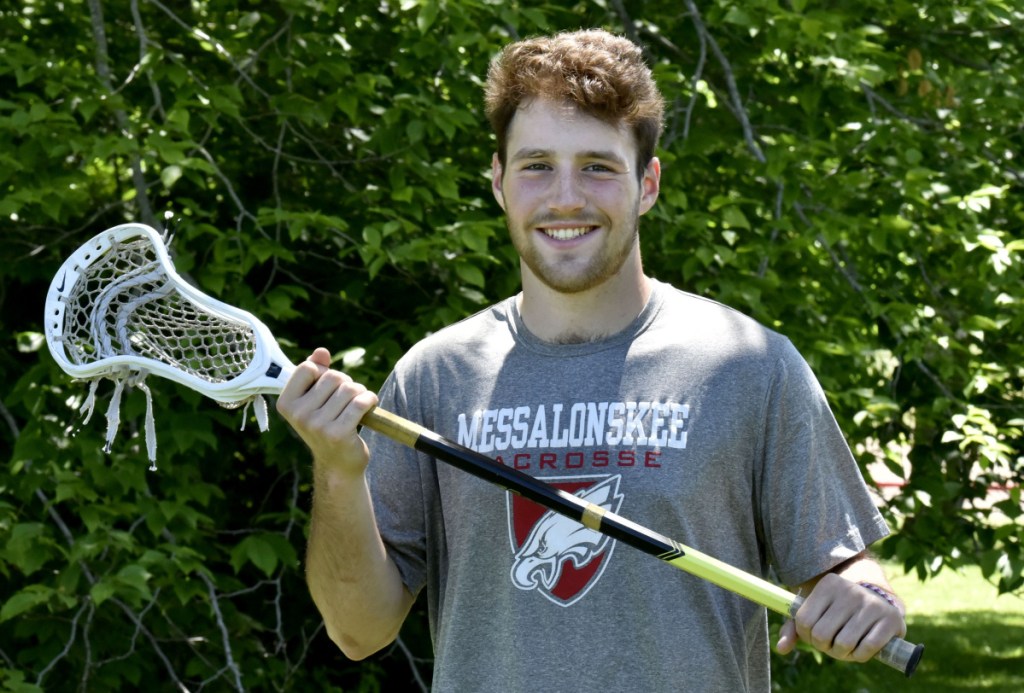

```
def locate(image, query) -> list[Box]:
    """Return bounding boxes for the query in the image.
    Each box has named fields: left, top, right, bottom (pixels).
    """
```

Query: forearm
left=306, top=461, right=414, bottom=660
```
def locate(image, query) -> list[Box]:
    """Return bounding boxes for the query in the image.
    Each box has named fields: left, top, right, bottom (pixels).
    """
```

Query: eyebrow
left=509, top=148, right=630, bottom=167
left=509, top=148, right=552, bottom=162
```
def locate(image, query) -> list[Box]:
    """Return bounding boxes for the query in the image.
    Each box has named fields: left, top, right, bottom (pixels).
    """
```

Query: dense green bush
left=2, top=1, right=1021, bottom=689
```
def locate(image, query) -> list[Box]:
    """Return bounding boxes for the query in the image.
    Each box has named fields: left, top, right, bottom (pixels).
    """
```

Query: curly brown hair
left=484, top=29, right=665, bottom=176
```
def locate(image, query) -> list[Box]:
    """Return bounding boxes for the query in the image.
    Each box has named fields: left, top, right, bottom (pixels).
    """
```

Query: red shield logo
left=507, top=475, right=623, bottom=607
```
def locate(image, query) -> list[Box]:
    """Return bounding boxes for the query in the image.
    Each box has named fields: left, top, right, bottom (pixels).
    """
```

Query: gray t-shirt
left=363, top=280, right=888, bottom=692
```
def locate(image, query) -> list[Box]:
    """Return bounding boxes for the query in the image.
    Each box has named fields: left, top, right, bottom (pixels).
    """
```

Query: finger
left=793, top=574, right=858, bottom=650
left=792, top=595, right=830, bottom=646
left=843, top=603, right=905, bottom=662
left=776, top=619, right=798, bottom=655
left=810, top=601, right=867, bottom=655
left=829, top=617, right=873, bottom=660
left=278, top=358, right=325, bottom=406
left=308, top=347, right=332, bottom=368
left=799, top=596, right=863, bottom=655
left=278, top=356, right=346, bottom=413
left=313, top=376, right=368, bottom=424
left=276, top=356, right=331, bottom=405
left=848, top=618, right=898, bottom=662
left=330, top=389, right=378, bottom=428
left=302, top=369, right=356, bottom=414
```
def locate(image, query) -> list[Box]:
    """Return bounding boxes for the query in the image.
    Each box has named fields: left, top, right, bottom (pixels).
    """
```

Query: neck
left=517, top=252, right=652, bottom=344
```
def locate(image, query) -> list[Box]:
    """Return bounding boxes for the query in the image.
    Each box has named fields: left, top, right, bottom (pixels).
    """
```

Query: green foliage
left=1, top=0, right=1021, bottom=689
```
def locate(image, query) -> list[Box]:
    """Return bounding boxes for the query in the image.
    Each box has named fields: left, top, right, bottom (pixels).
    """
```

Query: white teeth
left=543, top=226, right=593, bottom=240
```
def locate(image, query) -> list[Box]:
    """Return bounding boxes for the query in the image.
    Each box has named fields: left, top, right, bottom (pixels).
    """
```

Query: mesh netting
left=54, top=232, right=271, bottom=468
left=61, top=236, right=258, bottom=384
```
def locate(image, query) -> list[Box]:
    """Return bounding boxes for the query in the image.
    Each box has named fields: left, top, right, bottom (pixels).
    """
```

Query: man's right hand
left=276, top=347, right=379, bottom=476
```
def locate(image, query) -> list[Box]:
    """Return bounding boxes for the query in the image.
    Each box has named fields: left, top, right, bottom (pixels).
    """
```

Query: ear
left=638, top=157, right=661, bottom=216
left=491, top=152, right=506, bottom=211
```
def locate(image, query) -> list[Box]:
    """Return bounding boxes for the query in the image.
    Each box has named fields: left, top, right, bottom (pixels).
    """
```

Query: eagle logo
left=508, top=475, right=623, bottom=607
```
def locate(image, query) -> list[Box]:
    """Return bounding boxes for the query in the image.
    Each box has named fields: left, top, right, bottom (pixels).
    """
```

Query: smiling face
left=492, top=98, right=660, bottom=295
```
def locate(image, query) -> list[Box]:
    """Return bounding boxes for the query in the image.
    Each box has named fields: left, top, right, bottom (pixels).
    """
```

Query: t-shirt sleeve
left=757, top=340, right=890, bottom=587
left=362, top=372, right=432, bottom=597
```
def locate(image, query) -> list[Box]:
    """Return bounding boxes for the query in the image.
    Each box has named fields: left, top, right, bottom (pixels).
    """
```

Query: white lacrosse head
left=45, top=223, right=295, bottom=407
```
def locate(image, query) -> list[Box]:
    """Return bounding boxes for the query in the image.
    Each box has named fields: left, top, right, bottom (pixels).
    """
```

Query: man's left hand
left=776, top=573, right=906, bottom=662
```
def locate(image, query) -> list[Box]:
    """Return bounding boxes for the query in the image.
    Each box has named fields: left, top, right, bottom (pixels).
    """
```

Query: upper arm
left=758, top=342, right=890, bottom=586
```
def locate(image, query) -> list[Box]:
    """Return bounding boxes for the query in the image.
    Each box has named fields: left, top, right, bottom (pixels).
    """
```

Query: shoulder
left=391, top=298, right=516, bottom=375
left=649, top=280, right=797, bottom=359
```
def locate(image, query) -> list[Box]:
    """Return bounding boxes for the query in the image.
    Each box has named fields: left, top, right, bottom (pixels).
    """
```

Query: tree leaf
left=1, top=587, right=53, bottom=623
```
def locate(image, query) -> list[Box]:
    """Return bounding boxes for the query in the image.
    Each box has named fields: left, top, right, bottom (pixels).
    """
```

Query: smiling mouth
left=540, top=226, right=598, bottom=241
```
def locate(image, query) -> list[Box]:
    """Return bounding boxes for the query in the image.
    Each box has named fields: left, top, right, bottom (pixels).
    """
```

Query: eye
left=522, top=162, right=551, bottom=171
left=584, top=163, right=622, bottom=176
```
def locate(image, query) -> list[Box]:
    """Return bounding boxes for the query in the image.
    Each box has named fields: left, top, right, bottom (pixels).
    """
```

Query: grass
left=771, top=562, right=1024, bottom=692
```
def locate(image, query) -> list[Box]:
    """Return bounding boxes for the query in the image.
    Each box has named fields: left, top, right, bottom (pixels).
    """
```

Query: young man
left=277, top=29, right=907, bottom=691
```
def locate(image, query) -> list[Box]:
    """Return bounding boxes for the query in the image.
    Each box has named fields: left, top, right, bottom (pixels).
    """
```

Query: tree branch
left=608, top=0, right=641, bottom=47
left=110, top=597, right=189, bottom=690
left=130, top=0, right=166, bottom=119
left=197, top=572, right=245, bottom=692
left=757, top=181, right=786, bottom=278
left=0, top=396, right=20, bottom=439
left=859, top=80, right=940, bottom=129
left=392, top=635, right=431, bottom=693
left=85, top=0, right=156, bottom=227
left=35, top=601, right=90, bottom=687
left=683, top=0, right=766, bottom=163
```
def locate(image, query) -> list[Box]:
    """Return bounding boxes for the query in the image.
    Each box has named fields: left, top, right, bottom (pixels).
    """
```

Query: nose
left=547, top=170, right=585, bottom=214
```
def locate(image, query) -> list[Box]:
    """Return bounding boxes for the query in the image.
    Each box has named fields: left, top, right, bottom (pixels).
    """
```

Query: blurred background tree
left=1, top=0, right=1020, bottom=689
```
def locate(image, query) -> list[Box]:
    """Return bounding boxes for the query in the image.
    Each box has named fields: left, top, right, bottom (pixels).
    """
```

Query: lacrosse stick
left=45, top=223, right=924, bottom=676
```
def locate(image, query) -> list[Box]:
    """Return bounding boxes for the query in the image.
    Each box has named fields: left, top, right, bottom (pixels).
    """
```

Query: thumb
left=308, top=347, right=332, bottom=369
left=776, top=619, right=799, bottom=655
